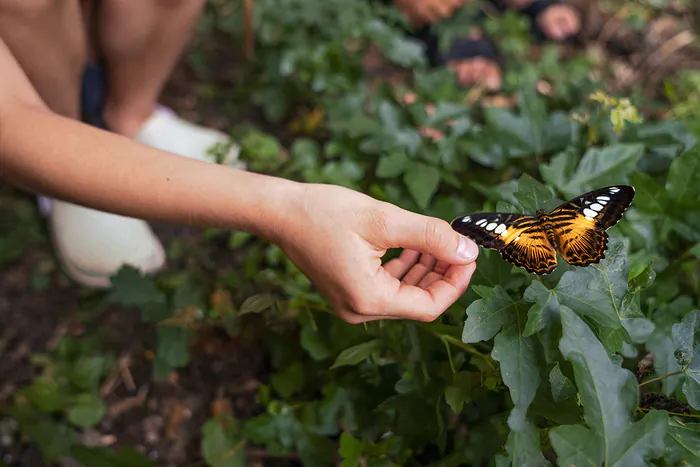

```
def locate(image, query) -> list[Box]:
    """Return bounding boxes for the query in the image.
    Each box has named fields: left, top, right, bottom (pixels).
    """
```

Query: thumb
left=384, top=210, right=479, bottom=264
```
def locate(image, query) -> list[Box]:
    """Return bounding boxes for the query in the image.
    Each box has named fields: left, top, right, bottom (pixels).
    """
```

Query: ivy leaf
left=462, top=286, right=517, bottom=343
left=560, top=144, right=644, bottom=197
left=666, top=418, right=700, bottom=464
left=403, top=162, right=441, bottom=209
left=556, top=307, right=667, bottom=465
left=555, top=238, right=636, bottom=330
left=330, top=339, right=381, bottom=369
left=671, top=309, right=700, bottom=409
left=523, top=281, right=560, bottom=337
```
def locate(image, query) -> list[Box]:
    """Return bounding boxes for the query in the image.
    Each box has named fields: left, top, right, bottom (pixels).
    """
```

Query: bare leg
left=97, top=0, right=206, bottom=137
left=0, top=0, right=87, bottom=118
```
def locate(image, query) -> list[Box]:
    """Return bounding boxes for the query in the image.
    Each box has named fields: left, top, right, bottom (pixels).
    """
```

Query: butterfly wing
left=548, top=185, right=635, bottom=267
left=451, top=213, right=558, bottom=275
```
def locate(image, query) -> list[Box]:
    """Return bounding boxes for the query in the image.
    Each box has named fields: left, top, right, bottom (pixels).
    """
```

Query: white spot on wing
left=590, top=203, right=604, bottom=211
left=585, top=201, right=591, bottom=205
left=494, top=224, right=506, bottom=235
left=515, top=235, right=520, bottom=241
left=462, top=216, right=471, bottom=223
left=475, top=219, right=487, bottom=227
left=486, top=223, right=497, bottom=231
left=597, top=199, right=607, bottom=205
left=609, top=187, right=620, bottom=193
left=597, top=196, right=610, bottom=201
left=583, top=208, right=598, bottom=218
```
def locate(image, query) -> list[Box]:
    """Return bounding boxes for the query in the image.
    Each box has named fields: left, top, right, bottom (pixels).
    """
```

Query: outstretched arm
left=0, top=39, right=479, bottom=323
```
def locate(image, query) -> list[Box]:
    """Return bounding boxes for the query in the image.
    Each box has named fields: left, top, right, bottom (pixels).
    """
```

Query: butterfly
left=451, top=185, right=635, bottom=275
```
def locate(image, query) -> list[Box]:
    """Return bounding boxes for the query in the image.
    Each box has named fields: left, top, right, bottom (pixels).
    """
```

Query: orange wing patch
left=500, top=225, right=558, bottom=275
left=551, top=214, right=608, bottom=267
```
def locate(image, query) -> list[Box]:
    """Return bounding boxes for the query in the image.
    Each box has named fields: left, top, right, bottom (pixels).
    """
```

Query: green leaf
left=338, top=432, right=364, bottom=467
left=555, top=238, right=636, bottom=330
left=561, top=144, right=644, bottom=197
left=549, top=425, right=603, bottom=466
left=540, top=148, right=578, bottom=190
left=513, top=173, right=560, bottom=213
left=462, top=286, right=517, bottom=344
left=504, top=415, right=548, bottom=467
left=672, top=309, right=700, bottom=409
left=23, top=420, right=77, bottom=461
left=549, top=363, right=576, bottom=403
left=376, top=150, right=408, bottom=178
left=444, top=371, right=472, bottom=414
left=19, top=376, right=68, bottom=412
left=67, top=394, right=106, bottom=428
left=108, top=266, right=168, bottom=322
left=154, top=326, right=190, bottom=379
left=271, top=361, right=304, bottom=398
left=666, top=143, right=700, bottom=203
left=330, top=339, right=381, bottom=369
left=72, top=446, right=156, bottom=467
left=491, top=323, right=540, bottom=415
left=646, top=326, right=684, bottom=395
left=523, top=281, right=561, bottom=337
left=239, top=294, right=276, bottom=315
left=201, top=415, right=246, bottom=467
left=666, top=418, right=700, bottom=464
left=403, top=162, right=441, bottom=209
left=557, top=307, right=667, bottom=465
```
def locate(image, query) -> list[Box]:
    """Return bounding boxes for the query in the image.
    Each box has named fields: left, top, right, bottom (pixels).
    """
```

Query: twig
left=638, top=407, right=700, bottom=419
left=639, top=370, right=684, bottom=387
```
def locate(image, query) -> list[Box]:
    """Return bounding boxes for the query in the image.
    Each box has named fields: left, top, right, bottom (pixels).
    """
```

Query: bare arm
left=0, top=38, right=479, bottom=323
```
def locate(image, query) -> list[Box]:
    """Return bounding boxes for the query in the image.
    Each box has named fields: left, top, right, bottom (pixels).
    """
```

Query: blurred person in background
left=0, top=0, right=480, bottom=324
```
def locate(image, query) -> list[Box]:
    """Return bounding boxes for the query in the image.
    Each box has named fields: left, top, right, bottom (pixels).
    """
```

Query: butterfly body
left=451, top=185, right=635, bottom=275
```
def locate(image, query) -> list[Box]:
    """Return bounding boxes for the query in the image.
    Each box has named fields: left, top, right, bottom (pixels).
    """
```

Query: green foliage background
left=2, top=0, right=700, bottom=465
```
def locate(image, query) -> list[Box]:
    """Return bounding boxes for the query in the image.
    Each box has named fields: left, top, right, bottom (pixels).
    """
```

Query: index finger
left=375, top=262, right=476, bottom=321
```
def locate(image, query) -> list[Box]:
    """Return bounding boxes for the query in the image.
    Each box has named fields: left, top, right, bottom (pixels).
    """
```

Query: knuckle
left=366, top=208, right=391, bottom=238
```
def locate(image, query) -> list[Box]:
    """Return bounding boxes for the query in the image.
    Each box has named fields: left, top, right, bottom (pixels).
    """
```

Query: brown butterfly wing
left=451, top=213, right=558, bottom=275
left=548, top=185, right=635, bottom=267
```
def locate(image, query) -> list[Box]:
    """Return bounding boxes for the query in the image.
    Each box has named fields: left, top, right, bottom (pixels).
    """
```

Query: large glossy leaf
left=666, top=418, right=700, bottom=464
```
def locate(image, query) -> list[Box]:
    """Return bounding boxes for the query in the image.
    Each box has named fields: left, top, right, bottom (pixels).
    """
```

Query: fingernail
left=457, top=236, right=479, bottom=261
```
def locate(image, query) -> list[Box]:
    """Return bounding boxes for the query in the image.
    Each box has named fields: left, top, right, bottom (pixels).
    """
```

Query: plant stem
left=638, top=370, right=684, bottom=387
left=638, top=407, right=700, bottom=419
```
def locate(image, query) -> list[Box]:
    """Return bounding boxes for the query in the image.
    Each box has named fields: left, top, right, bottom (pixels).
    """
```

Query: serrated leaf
left=462, top=286, right=517, bottom=343
left=67, top=394, right=106, bottom=428
left=672, top=310, right=700, bottom=409
left=108, top=266, right=168, bottom=322
left=557, top=307, right=667, bottom=465
left=403, top=162, right=441, bottom=209
left=561, top=144, right=644, bottom=197
left=330, top=339, right=381, bottom=369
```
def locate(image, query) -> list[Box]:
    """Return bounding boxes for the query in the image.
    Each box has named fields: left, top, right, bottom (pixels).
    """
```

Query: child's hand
left=275, top=183, right=478, bottom=323
left=394, top=0, right=471, bottom=26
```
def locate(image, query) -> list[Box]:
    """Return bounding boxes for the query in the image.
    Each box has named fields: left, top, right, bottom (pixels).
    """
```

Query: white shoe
left=46, top=106, right=243, bottom=288
left=135, top=105, right=245, bottom=168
